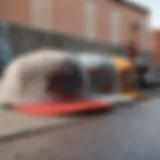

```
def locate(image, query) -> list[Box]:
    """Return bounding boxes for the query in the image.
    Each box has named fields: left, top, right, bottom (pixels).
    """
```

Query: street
left=1, top=94, right=160, bottom=160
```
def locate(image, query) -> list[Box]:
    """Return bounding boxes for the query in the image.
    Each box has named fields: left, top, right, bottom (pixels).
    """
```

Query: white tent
left=0, top=49, right=85, bottom=104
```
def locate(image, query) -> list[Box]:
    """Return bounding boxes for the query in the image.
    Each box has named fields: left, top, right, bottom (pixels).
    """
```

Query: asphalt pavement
left=1, top=91, right=160, bottom=160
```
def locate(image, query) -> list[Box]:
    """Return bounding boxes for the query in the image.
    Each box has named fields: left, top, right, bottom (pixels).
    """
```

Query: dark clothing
left=126, top=43, right=138, bottom=62
left=135, top=65, right=149, bottom=89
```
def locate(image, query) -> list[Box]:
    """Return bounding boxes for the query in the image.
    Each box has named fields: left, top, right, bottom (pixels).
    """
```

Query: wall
left=151, top=31, right=160, bottom=66
left=117, top=3, right=150, bottom=50
left=0, top=0, right=150, bottom=51
left=0, top=0, right=30, bottom=25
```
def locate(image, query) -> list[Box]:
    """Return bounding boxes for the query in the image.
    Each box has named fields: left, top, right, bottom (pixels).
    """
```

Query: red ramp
left=3, top=99, right=111, bottom=117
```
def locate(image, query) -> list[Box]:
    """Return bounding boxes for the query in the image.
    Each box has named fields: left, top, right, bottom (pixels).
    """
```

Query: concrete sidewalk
left=0, top=109, right=78, bottom=141
left=0, top=95, right=136, bottom=141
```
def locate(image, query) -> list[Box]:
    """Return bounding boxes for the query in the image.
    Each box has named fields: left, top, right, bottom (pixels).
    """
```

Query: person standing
left=126, top=41, right=139, bottom=64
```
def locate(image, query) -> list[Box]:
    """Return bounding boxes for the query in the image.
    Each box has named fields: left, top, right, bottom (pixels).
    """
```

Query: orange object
left=5, top=99, right=110, bottom=117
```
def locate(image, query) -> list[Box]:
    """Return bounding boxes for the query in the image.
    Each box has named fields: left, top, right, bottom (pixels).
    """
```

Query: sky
left=127, top=0, right=160, bottom=29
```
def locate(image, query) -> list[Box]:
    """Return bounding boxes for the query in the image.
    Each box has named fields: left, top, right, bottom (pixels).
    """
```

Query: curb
left=107, top=96, right=135, bottom=106
left=93, top=95, right=136, bottom=107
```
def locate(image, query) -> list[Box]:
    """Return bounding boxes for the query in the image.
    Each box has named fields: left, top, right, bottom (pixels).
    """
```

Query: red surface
left=13, top=99, right=110, bottom=116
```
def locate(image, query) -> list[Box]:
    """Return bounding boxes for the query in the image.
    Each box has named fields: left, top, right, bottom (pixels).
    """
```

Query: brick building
left=150, top=30, right=160, bottom=66
left=0, top=0, right=150, bottom=52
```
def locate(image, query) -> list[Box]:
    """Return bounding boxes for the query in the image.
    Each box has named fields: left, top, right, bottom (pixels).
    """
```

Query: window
left=110, top=9, right=121, bottom=44
left=85, top=0, right=96, bottom=40
left=30, top=0, right=52, bottom=30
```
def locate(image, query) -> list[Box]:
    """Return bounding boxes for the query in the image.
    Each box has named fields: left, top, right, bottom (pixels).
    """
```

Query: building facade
left=0, top=0, right=150, bottom=51
left=151, top=31, right=160, bottom=66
